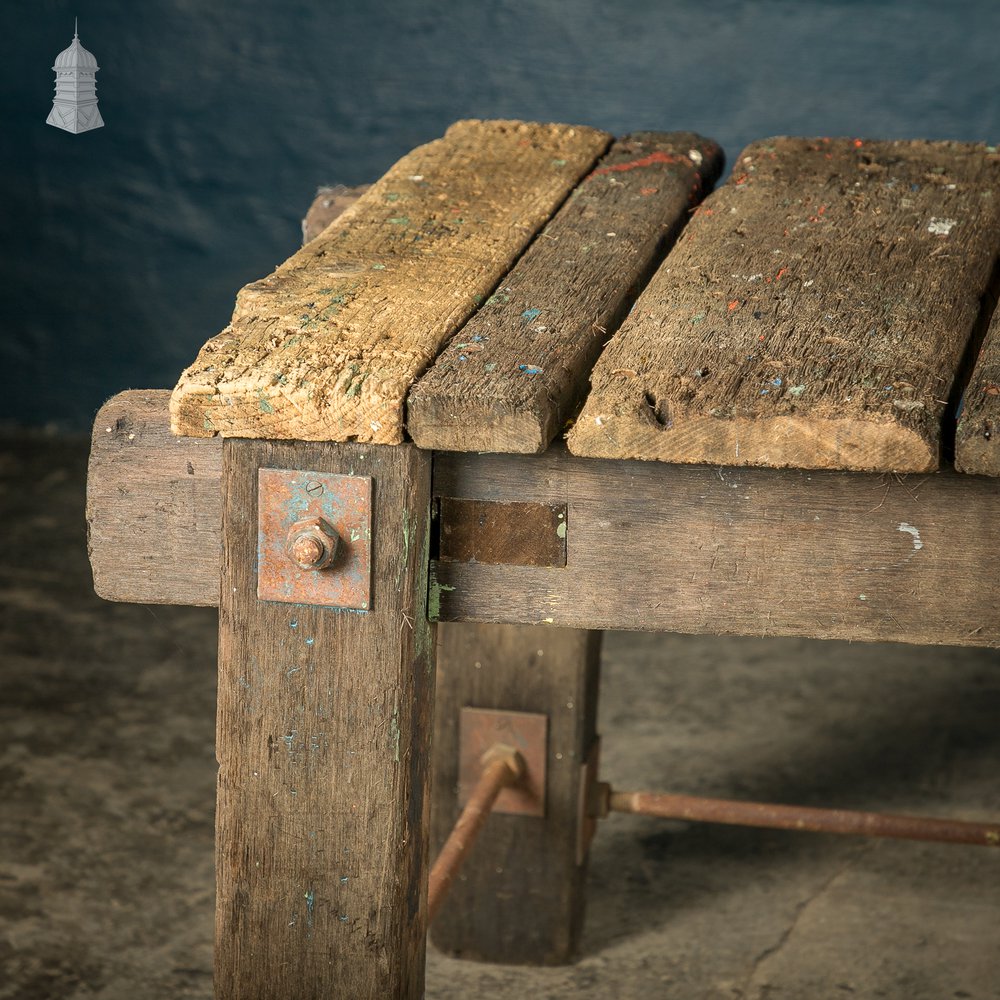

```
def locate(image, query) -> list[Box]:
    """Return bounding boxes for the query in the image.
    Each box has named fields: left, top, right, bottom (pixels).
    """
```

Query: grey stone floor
left=1, top=433, right=998, bottom=999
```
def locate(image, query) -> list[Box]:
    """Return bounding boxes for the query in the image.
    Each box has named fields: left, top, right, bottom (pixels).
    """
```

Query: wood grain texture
left=956, top=314, right=1000, bottom=475
left=171, top=120, right=611, bottom=445
left=216, top=439, right=434, bottom=999
left=429, top=622, right=601, bottom=964
left=406, top=132, right=724, bottom=453
left=87, top=390, right=221, bottom=606
left=569, top=138, right=1000, bottom=472
left=431, top=447, right=1000, bottom=647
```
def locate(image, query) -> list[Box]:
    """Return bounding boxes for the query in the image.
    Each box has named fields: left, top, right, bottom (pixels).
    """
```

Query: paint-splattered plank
left=216, top=438, right=434, bottom=999
left=568, top=138, right=1000, bottom=472
left=406, top=133, right=723, bottom=453
left=170, top=120, right=611, bottom=444
left=956, top=314, right=1000, bottom=475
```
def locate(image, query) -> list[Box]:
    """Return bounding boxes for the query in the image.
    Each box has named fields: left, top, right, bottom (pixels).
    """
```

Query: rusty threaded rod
left=604, top=788, right=1000, bottom=847
left=427, top=745, right=524, bottom=924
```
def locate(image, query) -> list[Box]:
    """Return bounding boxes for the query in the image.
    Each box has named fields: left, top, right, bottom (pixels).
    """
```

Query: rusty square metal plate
left=257, top=468, right=372, bottom=609
left=459, top=708, right=548, bottom=817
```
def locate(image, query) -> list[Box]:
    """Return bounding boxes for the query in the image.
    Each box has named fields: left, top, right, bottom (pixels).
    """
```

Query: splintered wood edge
left=568, top=410, right=938, bottom=473
left=170, top=119, right=611, bottom=445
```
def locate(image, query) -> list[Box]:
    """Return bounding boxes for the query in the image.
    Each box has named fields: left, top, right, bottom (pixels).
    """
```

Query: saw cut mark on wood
left=956, top=312, right=1000, bottom=475
left=569, top=138, right=1000, bottom=472
left=406, top=132, right=724, bottom=454
left=170, top=119, right=611, bottom=444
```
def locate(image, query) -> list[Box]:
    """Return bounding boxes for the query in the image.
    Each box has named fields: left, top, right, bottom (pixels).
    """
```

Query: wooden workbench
left=87, top=120, right=1000, bottom=999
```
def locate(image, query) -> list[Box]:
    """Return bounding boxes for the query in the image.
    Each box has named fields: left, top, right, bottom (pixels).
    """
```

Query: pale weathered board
left=171, top=120, right=611, bottom=444
left=406, top=132, right=723, bottom=453
left=430, top=623, right=601, bottom=964
left=88, top=392, right=1000, bottom=647
left=431, top=448, right=1000, bottom=647
left=216, top=438, right=434, bottom=999
left=956, top=314, right=1000, bottom=475
left=569, top=138, right=1000, bottom=472
left=87, top=390, right=222, bottom=606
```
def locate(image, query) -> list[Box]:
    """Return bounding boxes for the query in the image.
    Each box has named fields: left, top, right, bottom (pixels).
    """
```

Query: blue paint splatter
left=305, top=637, right=315, bottom=646
left=522, top=308, right=542, bottom=322
left=771, top=377, right=782, bottom=387
left=519, top=364, right=543, bottom=375
left=289, top=620, right=298, bottom=629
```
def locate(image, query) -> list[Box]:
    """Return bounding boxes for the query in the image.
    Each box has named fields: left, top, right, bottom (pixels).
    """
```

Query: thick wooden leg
left=429, top=622, right=602, bottom=965
left=216, top=440, right=434, bottom=999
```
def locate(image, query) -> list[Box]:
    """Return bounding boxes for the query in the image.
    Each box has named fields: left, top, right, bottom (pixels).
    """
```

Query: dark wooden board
left=956, top=314, right=1000, bottom=475
left=171, top=120, right=610, bottom=445
left=88, top=394, right=1000, bottom=647
left=407, top=132, right=723, bottom=454
left=430, top=622, right=601, bottom=964
left=431, top=447, right=1000, bottom=647
left=216, top=439, right=434, bottom=999
left=570, top=138, right=1000, bottom=472
left=87, top=390, right=221, bottom=606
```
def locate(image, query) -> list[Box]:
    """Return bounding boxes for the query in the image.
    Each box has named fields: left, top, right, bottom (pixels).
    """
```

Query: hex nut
left=286, top=516, right=339, bottom=570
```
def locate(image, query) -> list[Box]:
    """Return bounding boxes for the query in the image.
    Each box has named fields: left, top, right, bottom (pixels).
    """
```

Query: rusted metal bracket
left=459, top=708, right=548, bottom=817
left=257, top=468, right=372, bottom=609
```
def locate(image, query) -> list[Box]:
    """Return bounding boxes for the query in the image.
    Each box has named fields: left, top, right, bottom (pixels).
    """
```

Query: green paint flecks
left=556, top=521, right=567, bottom=539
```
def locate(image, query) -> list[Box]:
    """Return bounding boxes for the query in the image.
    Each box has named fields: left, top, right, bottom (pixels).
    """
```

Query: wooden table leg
left=430, top=622, right=602, bottom=965
left=216, top=439, right=434, bottom=999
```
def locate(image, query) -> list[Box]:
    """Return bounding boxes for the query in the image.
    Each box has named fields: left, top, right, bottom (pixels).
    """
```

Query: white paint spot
left=802, top=279, right=814, bottom=287
left=927, top=217, right=956, bottom=236
left=688, top=148, right=704, bottom=165
left=595, top=416, right=604, bottom=426
left=898, top=522, right=924, bottom=550
left=859, top=594, right=868, bottom=601
left=408, top=174, right=424, bottom=182
left=893, top=399, right=924, bottom=412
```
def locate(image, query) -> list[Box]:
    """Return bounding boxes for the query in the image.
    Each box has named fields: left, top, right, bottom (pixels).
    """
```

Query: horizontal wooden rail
left=88, top=390, right=1000, bottom=647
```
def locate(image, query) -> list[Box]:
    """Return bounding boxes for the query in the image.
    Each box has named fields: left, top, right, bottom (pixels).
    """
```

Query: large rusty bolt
left=286, top=516, right=339, bottom=570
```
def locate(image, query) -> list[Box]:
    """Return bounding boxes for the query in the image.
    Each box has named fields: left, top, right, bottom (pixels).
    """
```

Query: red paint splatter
left=775, top=267, right=789, bottom=280
left=734, top=173, right=749, bottom=186
left=591, top=150, right=687, bottom=176
left=728, top=300, right=740, bottom=311
left=854, top=139, right=864, bottom=148
left=640, top=186, right=659, bottom=196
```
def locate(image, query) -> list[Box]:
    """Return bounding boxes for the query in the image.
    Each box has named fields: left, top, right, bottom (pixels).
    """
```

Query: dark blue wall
left=4, top=0, right=999, bottom=429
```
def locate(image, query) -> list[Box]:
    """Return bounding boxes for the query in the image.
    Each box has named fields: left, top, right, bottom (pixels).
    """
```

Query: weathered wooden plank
left=87, top=390, right=221, bottom=606
left=956, top=314, right=1000, bottom=475
left=431, top=448, right=1000, bottom=647
left=216, top=438, right=434, bottom=999
left=171, top=120, right=611, bottom=445
left=569, top=138, right=1000, bottom=472
left=87, top=395, right=1000, bottom=647
left=406, top=132, right=723, bottom=453
left=429, top=622, right=601, bottom=964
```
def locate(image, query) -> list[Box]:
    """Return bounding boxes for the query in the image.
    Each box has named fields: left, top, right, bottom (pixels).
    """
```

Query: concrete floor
left=1, top=432, right=998, bottom=999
